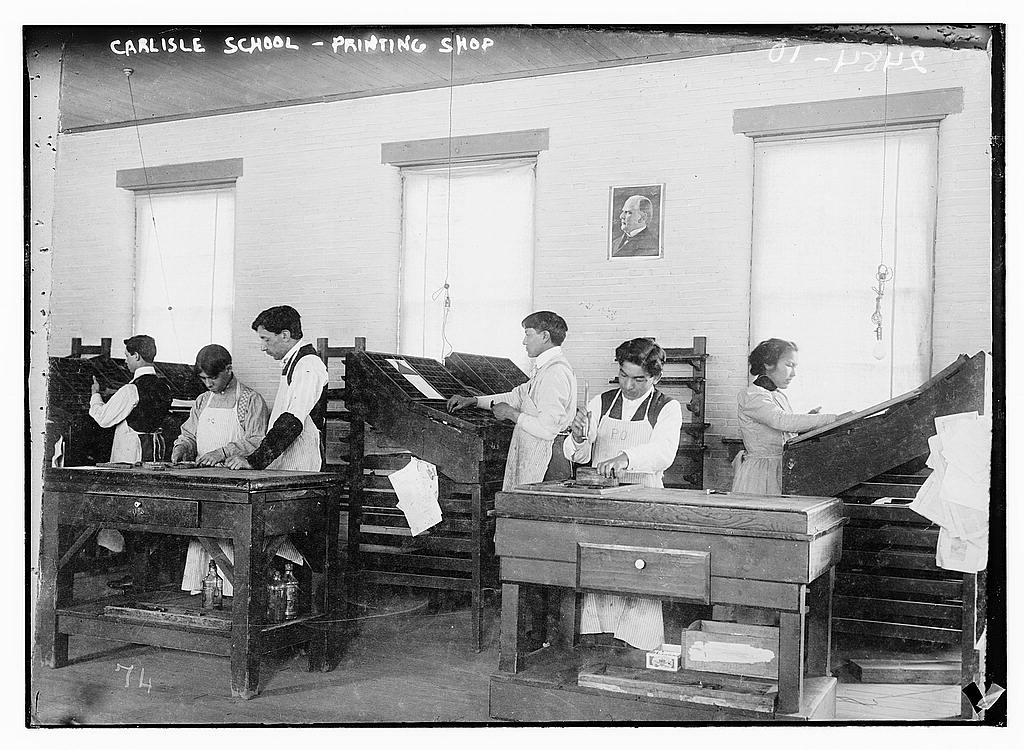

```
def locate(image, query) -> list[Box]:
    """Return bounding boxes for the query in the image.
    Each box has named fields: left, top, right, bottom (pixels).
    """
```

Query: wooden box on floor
left=683, top=620, right=780, bottom=679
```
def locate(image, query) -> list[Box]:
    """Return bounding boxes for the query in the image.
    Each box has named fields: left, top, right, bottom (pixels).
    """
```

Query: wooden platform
left=488, top=645, right=836, bottom=722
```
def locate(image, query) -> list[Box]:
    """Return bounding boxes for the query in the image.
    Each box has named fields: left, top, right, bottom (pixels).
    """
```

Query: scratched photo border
left=22, top=22, right=1006, bottom=730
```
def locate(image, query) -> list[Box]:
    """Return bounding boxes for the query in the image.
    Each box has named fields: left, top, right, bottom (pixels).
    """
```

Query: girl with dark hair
left=732, top=338, right=839, bottom=495
left=171, top=344, right=271, bottom=596
left=562, top=337, right=682, bottom=650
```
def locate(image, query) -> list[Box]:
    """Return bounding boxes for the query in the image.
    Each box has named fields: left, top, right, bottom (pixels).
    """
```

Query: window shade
left=750, top=128, right=937, bottom=413
left=134, top=188, right=235, bottom=363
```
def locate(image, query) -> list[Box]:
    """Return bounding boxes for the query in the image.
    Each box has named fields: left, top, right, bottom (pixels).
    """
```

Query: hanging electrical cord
left=209, top=193, right=220, bottom=344
left=888, top=139, right=902, bottom=397
left=430, top=30, right=457, bottom=361
left=124, top=67, right=183, bottom=356
left=870, top=47, right=896, bottom=382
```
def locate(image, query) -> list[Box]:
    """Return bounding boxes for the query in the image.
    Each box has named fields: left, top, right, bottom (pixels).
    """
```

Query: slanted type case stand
left=343, top=344, right=530, bottom=652
left=782, top=351, right=989, bottom=720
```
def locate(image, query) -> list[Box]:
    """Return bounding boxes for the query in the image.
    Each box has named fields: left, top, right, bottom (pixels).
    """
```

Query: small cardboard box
left=645, top=643, right=682, bottom=672
left=684, top=620, right=780, bottom=679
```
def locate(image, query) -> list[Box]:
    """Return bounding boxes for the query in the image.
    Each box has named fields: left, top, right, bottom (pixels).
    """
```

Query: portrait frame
left=608, top=183, right=665, bottom=260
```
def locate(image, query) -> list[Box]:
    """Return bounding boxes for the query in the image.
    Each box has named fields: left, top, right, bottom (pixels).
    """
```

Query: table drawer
left=59, top=493, right=199, bottom=527
left=577, top=543, right=710, bottom=602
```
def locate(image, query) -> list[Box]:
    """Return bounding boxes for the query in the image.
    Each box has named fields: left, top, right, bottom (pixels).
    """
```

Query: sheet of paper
left=388, top=457, right=442, bottom=536
left=51, top=436, right=64, bottom=468
left=386, top=358, right=445, bottom=400
left=936, top=526, right=987, bottom=573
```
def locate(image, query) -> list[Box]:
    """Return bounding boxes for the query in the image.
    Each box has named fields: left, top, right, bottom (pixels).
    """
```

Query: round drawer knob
left=634, top=558, right=646, bottom=570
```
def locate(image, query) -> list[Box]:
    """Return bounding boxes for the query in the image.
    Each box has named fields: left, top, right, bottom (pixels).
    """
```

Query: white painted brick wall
left=48, top=44, right=992, bottom=489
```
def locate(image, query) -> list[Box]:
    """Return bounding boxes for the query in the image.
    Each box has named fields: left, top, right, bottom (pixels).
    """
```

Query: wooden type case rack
left=782, top=351, right=989, bottom=719
left=45, top=337, right=205, bottom=466
left=490, top=483, right=845, bottom=721
left=343, top=348, right=528, bottom=650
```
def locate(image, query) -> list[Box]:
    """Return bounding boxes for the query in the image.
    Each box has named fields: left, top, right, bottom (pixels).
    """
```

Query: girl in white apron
left=564, top=338, right=683, bottom=650
left=181, top=380, right=244, bottom=595
left=179, top=378, right=305, bottom=595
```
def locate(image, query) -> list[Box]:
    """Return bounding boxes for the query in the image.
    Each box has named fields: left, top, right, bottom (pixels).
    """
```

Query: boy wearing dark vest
left=89, top=334, right=172, bottom=554
left=225, top=305, right=328, bottom=471
left=563, top=338, right=682, bottom=650
left=89, top=334, right=172, bottom=463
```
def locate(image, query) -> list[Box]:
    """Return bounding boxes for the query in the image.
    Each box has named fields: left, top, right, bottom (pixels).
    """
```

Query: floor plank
left=30, top=586, right=970, bottom=725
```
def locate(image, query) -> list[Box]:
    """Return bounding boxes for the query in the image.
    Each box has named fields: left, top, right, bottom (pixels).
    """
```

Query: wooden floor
left=29, top=584, right=965, bottom=726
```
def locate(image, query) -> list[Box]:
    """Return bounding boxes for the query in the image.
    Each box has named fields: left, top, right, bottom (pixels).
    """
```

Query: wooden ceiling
left=37, top=25, right=991, bottom=133
left=50, top=26, right=782, bottom=132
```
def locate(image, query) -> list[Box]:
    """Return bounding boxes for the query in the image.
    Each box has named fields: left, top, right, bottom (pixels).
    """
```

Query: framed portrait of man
left=609, top=184, right=664, bottom=259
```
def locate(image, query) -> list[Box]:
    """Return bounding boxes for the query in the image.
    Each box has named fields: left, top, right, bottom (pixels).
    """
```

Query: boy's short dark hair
left=615, top=337, right=666, bottom=378
left=124, top=334, right=157, bottom=362
left=251, top=305, right=303, bottom=339
left=521, top=311, right=568, bottom=345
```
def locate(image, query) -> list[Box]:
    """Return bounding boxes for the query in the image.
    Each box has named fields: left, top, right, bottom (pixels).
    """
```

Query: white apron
left=579, top=391, right=665, bottom=650
left=502, top=388, right=557, bottom=492
left=500, top=359, right=572, bottom=492
left=181, top=385, right=242, bottom=595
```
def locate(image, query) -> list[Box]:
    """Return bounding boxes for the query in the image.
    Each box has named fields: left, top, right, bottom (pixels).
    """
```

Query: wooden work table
left=35, top=465, right=344, bottom=699
left=490, top=482, right=845, bottom=722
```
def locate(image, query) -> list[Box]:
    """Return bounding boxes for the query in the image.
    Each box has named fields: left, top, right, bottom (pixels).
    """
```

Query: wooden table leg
left=308, top=490, right=341, bottom=673
left=230, top=502, right=265, bottom=699
left=777, top=587, right=807, bottom=715
left=550, top=589, right=578, bottom=652
left=498, top=583, right=529, bottom=674
left=805, top=568, right=834, bottom=678
left=36, top=491, right=70, bottom=668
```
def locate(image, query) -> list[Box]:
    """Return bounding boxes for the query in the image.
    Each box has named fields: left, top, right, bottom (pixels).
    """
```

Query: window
left=133, top=187, right=235, bottom=363
left=750, top=128, right=938, bottom=412
left=399, top=160, right=536, bottom=368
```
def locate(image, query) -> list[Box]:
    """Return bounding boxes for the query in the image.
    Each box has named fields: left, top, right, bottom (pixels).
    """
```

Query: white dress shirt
left=88, top=365, right=157, bottom=463
left=267, top=339, right=329, bottom=471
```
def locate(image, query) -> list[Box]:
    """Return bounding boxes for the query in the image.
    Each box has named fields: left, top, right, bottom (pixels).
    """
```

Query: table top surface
left=497, top=482, right=844, bottom=538
left=45, top=465, right=345, bottom=492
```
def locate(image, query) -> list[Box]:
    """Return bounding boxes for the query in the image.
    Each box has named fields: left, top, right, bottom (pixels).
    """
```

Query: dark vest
left=284, top=344, right=328, bottom=431
left=125, top=373, right=172, bottom=433
left=599, top=387, right=673, bottom=428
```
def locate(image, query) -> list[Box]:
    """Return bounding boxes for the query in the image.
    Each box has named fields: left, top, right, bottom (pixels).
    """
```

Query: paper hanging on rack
left=909, top=411, right=991, bottom=573
left=388, top=457, right=442, bottom=536
left=51, top=436, right=64, bottom=468
left=386, top=358, right=445, bottom=400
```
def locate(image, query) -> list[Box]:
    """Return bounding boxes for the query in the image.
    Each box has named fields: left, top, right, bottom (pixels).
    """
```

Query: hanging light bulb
left=870, top=263, right=893, bottom=361
left=871, top=329, right=887, bottom=361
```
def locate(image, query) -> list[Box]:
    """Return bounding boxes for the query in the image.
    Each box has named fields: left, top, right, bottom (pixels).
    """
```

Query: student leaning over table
left=171, top=344, right=270, bottom=596
left=224, top=305, right=328, bottom=472
left=563, top=338, right=682, bottom=650
left=221, top=306, right=329, bottom=585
